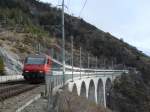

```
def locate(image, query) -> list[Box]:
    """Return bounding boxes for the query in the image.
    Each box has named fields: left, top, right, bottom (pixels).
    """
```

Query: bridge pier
left=103, top=81, right=106, bottom=107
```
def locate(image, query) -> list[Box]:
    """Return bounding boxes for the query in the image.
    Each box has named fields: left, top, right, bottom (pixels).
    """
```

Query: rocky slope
left=0, top=0, right=150, bottom=111
left=110, top=71, right=150, bottom=112
left=0, top=47, right=22, bottom=75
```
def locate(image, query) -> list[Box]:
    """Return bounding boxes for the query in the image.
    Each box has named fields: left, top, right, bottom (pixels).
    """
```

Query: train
left=22, top=54, right=52, bottom=83
left=22, top=54, right=64, bottom=83
left=22, top=54, right=90, bottom=83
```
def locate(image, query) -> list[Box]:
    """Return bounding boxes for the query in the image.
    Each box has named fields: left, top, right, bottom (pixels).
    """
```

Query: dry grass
left=52, top=90, right=111, bottom=112
left=0, top=29, right=55, bottom=59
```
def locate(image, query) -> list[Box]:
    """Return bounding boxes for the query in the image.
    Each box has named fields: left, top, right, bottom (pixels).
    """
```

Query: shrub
left=0, top=57, right=5, bottom=75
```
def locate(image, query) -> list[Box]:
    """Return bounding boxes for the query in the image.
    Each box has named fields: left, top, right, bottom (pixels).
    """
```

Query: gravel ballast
left=0, top=84, right=45, bottom=112
left=21, top=98, right=47, bottom=112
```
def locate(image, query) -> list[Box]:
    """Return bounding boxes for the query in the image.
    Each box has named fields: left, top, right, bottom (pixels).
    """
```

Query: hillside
left=0, top=0, right=150, bottom=111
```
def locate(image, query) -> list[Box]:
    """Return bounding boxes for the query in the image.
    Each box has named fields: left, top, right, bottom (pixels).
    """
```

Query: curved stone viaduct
left=46, top=67, right=128, bottom=108
left=46, top=59, right=128, bottom=109
left=66, top=72, right=124, bottom=107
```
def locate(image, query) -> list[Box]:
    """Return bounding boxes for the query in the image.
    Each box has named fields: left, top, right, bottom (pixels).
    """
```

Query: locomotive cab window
left=25, top=57, right=46, bottom=64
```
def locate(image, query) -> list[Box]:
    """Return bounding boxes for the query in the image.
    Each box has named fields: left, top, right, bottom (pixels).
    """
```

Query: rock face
left=0, top=47, right=23, bottom=75
left=1, top=0, right=150, bottom=111
left=110, top=72, right=150, bottom=112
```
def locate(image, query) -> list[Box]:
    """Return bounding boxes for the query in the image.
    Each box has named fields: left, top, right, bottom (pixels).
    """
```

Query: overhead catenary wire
left=57, top=0, right=60, bottom=6
left=58, top=0, right=93, bottom=68
left=67, top=0, right=70, bottom=9
left=64, top=0, right=88, bottom=17
left=79, top=0, right=88, bottom=17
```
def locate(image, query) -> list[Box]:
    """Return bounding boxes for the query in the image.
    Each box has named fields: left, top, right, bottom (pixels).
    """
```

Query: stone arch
left=72, top=83, right=78, bottom=95
left=105, top=78, right=112, bottom=107
left=64, top=83, right=69, bottom=90
left=88, top=80, right=96, bottom=102
left=97, top=78, right=104, bottom=105
left=80, top=81, right=86, bottom=97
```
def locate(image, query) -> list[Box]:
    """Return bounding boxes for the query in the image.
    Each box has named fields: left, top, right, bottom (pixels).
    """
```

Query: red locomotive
left=22, top=54, right=52, bottom=82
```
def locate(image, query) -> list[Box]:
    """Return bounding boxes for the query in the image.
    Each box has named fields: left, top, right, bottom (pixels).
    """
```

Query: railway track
left=0, top=80, right=39, bottom=101
left=0, top=80, right=25, bottom=86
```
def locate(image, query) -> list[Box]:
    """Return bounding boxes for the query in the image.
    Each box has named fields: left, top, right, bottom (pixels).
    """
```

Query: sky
left=40, top=0, right=150, bottom=55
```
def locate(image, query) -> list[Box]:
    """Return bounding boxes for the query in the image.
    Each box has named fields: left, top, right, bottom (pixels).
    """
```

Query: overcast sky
left=40, top=0, right=150, bottom=55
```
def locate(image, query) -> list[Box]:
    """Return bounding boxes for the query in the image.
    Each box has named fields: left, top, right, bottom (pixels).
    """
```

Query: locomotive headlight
left=25, top=70, right=29, bottom=73
left=39, top=71, right=44, bottom=73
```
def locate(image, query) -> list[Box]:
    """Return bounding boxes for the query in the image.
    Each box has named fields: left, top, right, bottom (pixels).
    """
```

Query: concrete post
left=71, top=36, right=74, bottom=82
left=47, top=79, right=54, bottom=112
left=88, top=54, right=90, bottom=78
left=62, top=0, right=65, bottom=86
left=80, top=47, right=82, bottom=79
